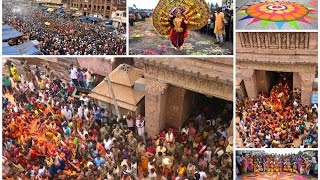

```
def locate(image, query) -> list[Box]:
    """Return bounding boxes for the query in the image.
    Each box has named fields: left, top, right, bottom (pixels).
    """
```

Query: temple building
left=236, top=32, right=318, bottom=105
left=140, top=58, right=233, bottom=136
left=89, top=63, right=145, bottom=116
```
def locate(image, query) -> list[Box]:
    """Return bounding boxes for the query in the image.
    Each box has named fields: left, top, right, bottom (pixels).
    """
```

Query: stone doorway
left=185, top=91, right=233, bottom=128
left=165, top=87, right=233, bottom=130
left=267, top=71, right=293, bottom=94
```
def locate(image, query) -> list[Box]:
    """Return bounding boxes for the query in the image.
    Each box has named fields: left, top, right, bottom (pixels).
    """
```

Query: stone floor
left=236, top=0, right=318, bottom=30
left=129, top=18, right=233, bottom=55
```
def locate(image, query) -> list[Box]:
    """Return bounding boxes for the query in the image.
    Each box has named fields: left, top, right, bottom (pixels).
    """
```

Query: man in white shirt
left=83, top=105, right=89, bottom=121
left=165, top=129, right=175, bottom=144
left=293, top=99, right=299, bottom=107
left=77, top=105, right=83, bottom=119
left=70, top=64, right=79, bottom=86
left=103, top=136, right=113, bottom=150
left=199, top=170, right=207, bottom=180
left=136, top=115, right=145, bottom=136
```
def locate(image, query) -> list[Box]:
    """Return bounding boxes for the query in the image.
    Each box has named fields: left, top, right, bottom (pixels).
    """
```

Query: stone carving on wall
left=238, top=60, right=316, bottom=73
left=289, top=33, right=296, bottom=49
left=269, top=33, right=277, bottom=45
left=259, top=33, right=266, bottom=48
left=252, top=33, right=258, bottom=48
left=280, top=33, right=287, bottom=49
left=268, top=33, right=278, bottom=48
left=243, top=33, right=251, bottom=48
left=145, top=65, right=232, bottom=101
left=239, top=32, right=311, bottom=50
left=299, top=33, right=306, bottom=49
left=145, top=78, right=168, bottom=96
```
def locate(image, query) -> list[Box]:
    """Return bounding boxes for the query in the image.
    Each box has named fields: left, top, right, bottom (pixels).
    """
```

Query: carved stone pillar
left=256, top=70, right=270, bottom=94
left=241, top=69, right=258, bottom=100
left=145, top=78, right=168, bottom=136
left=309, top=33, right=318, bottom=50
left=299, top=72, right=314, bottom=106
left=165, top=86, right=188, bottom=130
left=293, top=72, right=302, bottom=90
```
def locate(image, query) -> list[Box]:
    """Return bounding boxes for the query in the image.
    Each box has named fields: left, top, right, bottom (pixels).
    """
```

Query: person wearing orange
left=140, top=148, right=149, bottom=173
left=214, top=7, right=225, bottom=44
left=96, top=139, right=106, bottom=156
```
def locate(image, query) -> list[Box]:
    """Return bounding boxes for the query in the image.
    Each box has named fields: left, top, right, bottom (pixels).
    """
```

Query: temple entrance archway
left=142, top=58, right=233, bottom=136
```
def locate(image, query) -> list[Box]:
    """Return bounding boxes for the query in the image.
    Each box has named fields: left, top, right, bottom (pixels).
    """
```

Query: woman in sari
left=140, top=148, right=149, bottom=173
left=241, top=155, right=249, bottom=174
left=248, top=156, right=253, bottom=172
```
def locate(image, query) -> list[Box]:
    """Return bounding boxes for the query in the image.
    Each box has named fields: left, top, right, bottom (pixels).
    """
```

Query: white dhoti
left=138, top=126, right=144, bottom=136
left=136, top=120, right=145, bottom=136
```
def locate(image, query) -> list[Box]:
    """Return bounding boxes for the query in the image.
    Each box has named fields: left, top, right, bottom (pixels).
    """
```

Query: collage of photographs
left=0, top=0, right=318, bottom=180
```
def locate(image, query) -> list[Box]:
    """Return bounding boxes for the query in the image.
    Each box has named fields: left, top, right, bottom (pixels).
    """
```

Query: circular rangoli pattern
left=246, top=2, right=309, bottom=21
left=239, top=172, right=315, bottom=180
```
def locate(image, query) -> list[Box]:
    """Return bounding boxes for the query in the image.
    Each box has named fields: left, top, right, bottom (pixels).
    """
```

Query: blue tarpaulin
left=3, top=42, right=10, bottom=47
left=3, top=42, right=39, bottom=55
left=87, top=16, right=98, bottom=22
left=2, top=24, right=12, bottom=30
left=56, top=9, right=65, bottom=13
left=2, top=24, right=23, bottom=41
left=3, top=45, right=19, bottom=55
left=104, top=20, right=113, bottom=25
left=311, top=92, right=318, bottom=104
left=79, top=16, right=87, bottom=21
left=15, top=42, right=39, bottom=55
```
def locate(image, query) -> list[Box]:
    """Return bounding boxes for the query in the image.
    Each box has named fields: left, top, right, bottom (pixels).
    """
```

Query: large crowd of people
left=236, top=151, right=318, bottom=177
left=2, top=60, right=233, bottom=180
left=3, top=3, right=126, bottom=55
left=236, top=73, right=318, bottom=148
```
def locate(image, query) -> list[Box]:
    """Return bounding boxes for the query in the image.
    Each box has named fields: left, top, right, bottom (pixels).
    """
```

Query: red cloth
left=168, top=21, right=188, bottom=48
left=178, top=134, right=187, bottom=143
left=159, top=131, right=165, bottom=138
left=147, top=146, right=156, bottom=155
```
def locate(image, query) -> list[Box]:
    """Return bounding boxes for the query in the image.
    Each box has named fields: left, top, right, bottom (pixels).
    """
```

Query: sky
left=128, top=0, right=222, bottom=9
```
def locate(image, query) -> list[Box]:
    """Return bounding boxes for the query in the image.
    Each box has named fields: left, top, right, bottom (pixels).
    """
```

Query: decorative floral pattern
left=240, top=172, right=316, bottom=180
left=246, top=2, right=309, bottom=21
left=237, top=0, right=317, bottom=29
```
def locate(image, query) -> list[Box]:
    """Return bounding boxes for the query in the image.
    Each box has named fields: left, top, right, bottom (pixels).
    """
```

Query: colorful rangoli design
left=239, top=172, right=316, bottom=180
left=238, top=0, right=317, bottom=29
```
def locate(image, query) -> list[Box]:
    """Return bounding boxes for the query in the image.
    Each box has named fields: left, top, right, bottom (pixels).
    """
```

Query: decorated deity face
left=176, top=10, right=182, bottom=17
left=60, top=152, right=66, bottom=159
